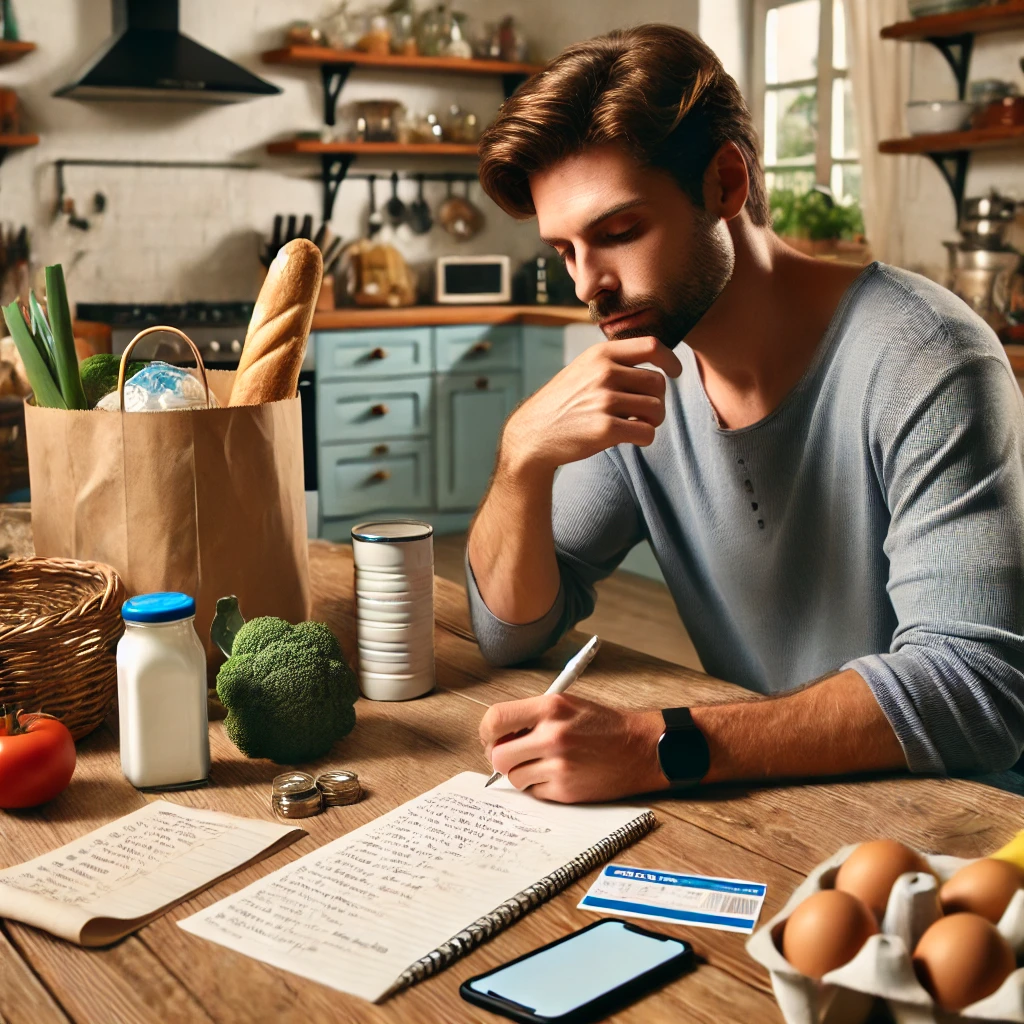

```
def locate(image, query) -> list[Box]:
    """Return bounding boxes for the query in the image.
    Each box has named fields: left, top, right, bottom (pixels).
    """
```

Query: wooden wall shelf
left=267, top=139, right=479, bottom=158
left=0, top=41, right=35, bottom=65
left=878, top=3, right=1024, bottom=212
left=879, top=124, right=1024, bottom=155
left=262, top=45, right=542, bottom=78
left=262, top=42, right=538, bottom=222
left=881, top=2, right=1024, bottom=41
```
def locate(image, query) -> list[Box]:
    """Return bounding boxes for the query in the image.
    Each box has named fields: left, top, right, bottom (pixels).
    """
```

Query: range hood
left=54, top=0, right=281, bottom=104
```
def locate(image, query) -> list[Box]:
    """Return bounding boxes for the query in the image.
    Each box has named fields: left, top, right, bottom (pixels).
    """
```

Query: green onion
left=2, top=300, right=66, bottom=409
left=43, top=264, right=87, bottom=411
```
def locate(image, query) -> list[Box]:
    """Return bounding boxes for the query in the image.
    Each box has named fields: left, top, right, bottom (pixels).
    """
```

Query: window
left=751, top=0, right=860, bottom=203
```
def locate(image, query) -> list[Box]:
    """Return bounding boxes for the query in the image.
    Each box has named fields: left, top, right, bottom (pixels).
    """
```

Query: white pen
left=484, top=634, right=602, bottom=788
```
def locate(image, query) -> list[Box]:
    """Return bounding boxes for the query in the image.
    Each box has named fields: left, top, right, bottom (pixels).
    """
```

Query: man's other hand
left=479, top=692, right=668, bottom=803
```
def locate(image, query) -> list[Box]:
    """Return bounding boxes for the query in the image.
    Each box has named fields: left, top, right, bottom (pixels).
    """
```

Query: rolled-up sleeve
left=467, top=452, right=645, bottom=665
left=846, top=348, right=1024, bottom=774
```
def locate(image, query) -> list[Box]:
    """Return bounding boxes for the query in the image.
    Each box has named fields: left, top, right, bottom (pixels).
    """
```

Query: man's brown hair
left=478, top=25, right=769, bottom=226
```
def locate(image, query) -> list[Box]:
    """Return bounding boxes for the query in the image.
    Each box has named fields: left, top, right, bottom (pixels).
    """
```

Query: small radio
left=435, top=255, right=511, bottom=304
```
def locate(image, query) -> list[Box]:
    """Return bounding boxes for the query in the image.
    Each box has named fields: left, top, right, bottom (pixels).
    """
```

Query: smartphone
left=459, top=918, right=694, bottom=1024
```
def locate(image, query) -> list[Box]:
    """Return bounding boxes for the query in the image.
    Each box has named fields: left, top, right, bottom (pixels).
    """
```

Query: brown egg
left=940, top=858, right=1023, bottom=924
left=834, top=839, right=932, bottom=918
left=913, top=913, right=1016, bottom=1011
left=781, top=889, right=878, bottom=980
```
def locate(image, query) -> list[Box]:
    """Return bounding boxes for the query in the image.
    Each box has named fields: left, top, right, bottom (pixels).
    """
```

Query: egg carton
left=746, top=845, right=1024, bottom=1024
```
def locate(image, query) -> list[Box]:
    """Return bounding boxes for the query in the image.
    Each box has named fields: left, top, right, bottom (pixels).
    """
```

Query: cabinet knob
left=475, top=377, right=489, bottom=390
left=370, top=403, right=389, bottom=416
left=372, top=443, right=390, bottom=456
left=470, top=340, right=492, bottom=355
left=368, top=347, right=387, bottom=360
left=369, top=469, right=391, bottom=483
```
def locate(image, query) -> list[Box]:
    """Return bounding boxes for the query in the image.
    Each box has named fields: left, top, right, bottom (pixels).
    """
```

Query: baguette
left=229, top=238, right=323, bottom=406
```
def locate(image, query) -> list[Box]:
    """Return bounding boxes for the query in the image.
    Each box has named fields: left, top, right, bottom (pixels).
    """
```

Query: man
left=467, top=25, right=1024, bottom=803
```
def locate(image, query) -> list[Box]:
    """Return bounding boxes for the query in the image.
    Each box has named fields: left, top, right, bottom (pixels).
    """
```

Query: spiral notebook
left=180, top=772, right=656, bottom=1002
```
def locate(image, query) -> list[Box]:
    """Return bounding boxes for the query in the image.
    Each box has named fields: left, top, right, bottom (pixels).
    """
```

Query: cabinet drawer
left=316, top=328, right=433, bottom=380
left=318, top=376, right=432, bottom=442
left=319, top=439, right=432, bottom=519
left=434, top=325, right=521, bottom=372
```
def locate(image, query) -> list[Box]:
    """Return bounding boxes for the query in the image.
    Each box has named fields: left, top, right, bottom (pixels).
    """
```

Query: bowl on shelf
left=906, top=100, right=974, bottom=135
left=908, top=0, right=988, bottom=17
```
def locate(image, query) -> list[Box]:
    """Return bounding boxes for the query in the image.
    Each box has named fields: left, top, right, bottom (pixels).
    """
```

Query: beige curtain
left=844, top=0, right=913, bottom=267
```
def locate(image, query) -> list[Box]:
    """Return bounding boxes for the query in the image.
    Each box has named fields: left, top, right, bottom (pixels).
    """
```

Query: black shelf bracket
left=321, top=153, right=356, bottom=222
left=501, top=72, right=529, bottom=99
left=321, top=63, right=354, bottom=126
left=925, top=149, right=970, bottom=217
left=925, top=33, right=973, bottom=100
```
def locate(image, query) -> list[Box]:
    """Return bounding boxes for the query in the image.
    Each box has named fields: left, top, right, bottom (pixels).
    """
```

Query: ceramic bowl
left=906, top=100, right=973, bottom=135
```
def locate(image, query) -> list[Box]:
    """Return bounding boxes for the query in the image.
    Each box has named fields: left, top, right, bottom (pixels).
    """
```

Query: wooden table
left=2, top=540, right=1021, bottom=1024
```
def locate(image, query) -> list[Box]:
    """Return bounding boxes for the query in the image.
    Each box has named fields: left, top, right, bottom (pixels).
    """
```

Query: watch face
left=658, top=710, right=710, bottom=785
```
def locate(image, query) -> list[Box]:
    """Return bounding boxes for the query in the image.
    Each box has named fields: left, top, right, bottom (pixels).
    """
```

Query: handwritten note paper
left=180, top=772, right=652, bottom=1002
left=0, top=801, right=304, bottom=946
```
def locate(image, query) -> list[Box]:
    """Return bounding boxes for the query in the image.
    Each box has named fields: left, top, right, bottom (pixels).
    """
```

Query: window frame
left=751, top=0, right=858, bottom=198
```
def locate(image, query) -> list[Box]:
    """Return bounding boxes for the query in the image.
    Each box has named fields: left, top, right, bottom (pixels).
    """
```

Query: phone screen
left=466, top=920, right=687, bottom=1018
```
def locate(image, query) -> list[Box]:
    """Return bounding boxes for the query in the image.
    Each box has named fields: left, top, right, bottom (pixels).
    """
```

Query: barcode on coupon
left=701, top=893, right=761, bottom=917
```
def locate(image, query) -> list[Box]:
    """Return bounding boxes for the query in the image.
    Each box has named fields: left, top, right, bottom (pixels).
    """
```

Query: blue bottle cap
left=122, top=592, right=196, bottom=624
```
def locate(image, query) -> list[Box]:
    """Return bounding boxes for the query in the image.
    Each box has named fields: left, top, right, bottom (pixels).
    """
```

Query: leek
left=43, top=264, right=87, bottom=411
left=28, top=291, right=58, bottom=382
left=2, top=300, right=65, bottom=409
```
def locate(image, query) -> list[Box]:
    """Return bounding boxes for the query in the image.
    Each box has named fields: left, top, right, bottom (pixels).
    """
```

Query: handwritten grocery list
left=180, top=772, right=649, bottom=1001
left=0, top=802, right=303, bottom=945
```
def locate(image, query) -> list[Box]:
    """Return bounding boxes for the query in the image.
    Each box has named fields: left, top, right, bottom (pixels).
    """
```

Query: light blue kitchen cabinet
left=434, top=324, right=521, bottom=373
left=313, top=323, right=561, bottom=539
left=522, top=326, right=565, bottom=398
left=317, top=328, right=433, bottom=378
left=318, top=376, right=432, bottom=443
left=435, top=371, right=521, bottom=511
left=319, top=438, right=432, bottom=519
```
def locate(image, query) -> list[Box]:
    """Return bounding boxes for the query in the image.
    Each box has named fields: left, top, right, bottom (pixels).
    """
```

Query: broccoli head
left=216, top=617, right=358, bottom=764
left=80, top=354, right=148, bottom=409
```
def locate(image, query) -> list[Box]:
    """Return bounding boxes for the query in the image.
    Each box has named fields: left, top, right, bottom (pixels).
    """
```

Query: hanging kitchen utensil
left=284, top=214, right=297, bottom=244
left=439, top=177, right=483, bottom=242
left=313, top=221, right=327, bottom=252
left=408, top=174, right=432, bottom=235
left=367, top=175, right=384, bottom=239
left=385, top=172, right=407, bottom=226
left=298, top=213, right=313, bottom=241
left=322, top=236, right=346, bottom=277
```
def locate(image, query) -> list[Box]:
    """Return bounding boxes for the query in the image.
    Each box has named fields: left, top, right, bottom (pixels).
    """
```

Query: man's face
left=531, top=144, right=735, bottom=346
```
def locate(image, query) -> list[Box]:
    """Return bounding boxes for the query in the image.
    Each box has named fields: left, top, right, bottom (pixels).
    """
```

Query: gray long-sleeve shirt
left=467, top=263, right=1024, bottom=775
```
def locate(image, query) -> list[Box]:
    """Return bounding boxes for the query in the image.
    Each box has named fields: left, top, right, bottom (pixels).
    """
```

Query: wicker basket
left=0, top=558, right=126, bottom=740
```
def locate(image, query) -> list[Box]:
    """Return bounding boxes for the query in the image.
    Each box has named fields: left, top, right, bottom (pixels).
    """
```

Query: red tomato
left=0, top=709, right=76, bottom=809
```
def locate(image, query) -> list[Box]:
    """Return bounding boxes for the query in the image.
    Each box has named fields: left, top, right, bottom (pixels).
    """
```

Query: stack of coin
left=316, top=769, right=362, bottom=807
left=271, top=771, right=323, bottom=818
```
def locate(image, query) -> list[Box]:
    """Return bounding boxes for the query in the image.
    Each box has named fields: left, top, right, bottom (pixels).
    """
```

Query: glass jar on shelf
left=357, top=12, right=392, bottom=56
left=322, top=2, right=364, bottom=49
left=443, top=104, right=480, bottom=144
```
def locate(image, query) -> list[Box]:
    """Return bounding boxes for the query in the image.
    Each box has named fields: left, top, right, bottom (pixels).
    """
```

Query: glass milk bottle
left=117, top=592, right=210, bottom=790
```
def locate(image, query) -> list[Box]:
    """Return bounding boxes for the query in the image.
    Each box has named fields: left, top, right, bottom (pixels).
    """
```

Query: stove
left=77, top=301, right=255, bottom=367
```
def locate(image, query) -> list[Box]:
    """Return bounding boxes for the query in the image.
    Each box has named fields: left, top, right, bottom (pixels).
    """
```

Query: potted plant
left=770, top=186, right=870, bottom=263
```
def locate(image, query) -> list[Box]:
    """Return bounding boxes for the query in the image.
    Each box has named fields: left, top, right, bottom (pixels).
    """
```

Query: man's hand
left=499, top=336, right=683, bottom=477
left=479, top=693, right=667, bottom=803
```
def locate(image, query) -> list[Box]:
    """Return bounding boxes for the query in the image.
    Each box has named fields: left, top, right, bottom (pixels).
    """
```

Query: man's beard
left=590, top=212, right=735, bottom=347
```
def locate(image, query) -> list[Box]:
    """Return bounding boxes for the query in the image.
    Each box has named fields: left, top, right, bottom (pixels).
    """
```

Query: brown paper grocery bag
left=24, top=327, right=310, bottom=675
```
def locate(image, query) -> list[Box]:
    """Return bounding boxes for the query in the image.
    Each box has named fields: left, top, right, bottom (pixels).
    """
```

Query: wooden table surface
left=2, top=540, right=1022, bottom=1024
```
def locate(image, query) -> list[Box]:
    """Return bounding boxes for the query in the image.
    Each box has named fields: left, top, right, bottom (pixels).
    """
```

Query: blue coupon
left=578, top=864, right=767, bottom=934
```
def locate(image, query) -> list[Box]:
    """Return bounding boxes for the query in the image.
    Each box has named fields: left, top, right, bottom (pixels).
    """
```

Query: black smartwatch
left=656, top=707, right=711, bottom=788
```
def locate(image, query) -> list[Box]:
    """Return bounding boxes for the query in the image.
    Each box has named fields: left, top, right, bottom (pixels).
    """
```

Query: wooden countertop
left=2, top=538, right=1022, bottom=1023
left=310, top=304, right=592, bottom=330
